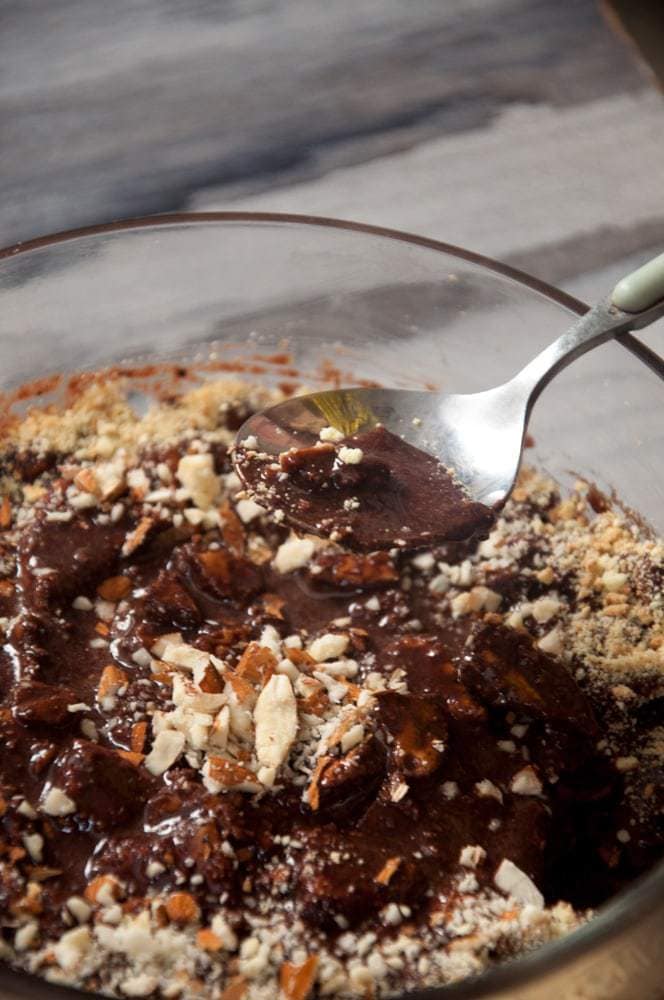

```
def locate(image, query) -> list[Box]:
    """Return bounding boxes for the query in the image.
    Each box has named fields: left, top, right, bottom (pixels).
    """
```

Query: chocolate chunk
left=142, top=570, right=201, bottom=629
left=312, top=738, right=385, bottom=821
left=382, top=635, right=485, bottom=721
left=18, top=513, right=126, bottom=608
left=175, top=543, right=263, bottom=604
left=310, top=550, right=399, bottom=590
left=47, top=740, right=150, bottom=829
left=636, top=696, right=664, bottom=729
left=280, top=445, right=335, bottom=487
left=459, top=622, right=598, bottom=735
left=296, top=827, right=425, bottom=930
left=374, top=691, right=447, bottom=777
left=12, top=682, right=79, bottom=728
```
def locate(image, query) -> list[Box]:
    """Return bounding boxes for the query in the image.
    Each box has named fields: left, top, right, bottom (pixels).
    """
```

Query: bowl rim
left=0, top=209, right=590, bottom=313
left=0, top=210, right=662, bottom=999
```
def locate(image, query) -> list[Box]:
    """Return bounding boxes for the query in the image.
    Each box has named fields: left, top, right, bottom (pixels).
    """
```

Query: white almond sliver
left=42, top=786, right=76, bottom=816
left=144, top=730, right=185, bottom=776
left=161, top=642, right=210, bottom=672
left=254, top=674, right=298, bottom=768
left=510, top=766, right=543, bottom=797
left=53, top=926, right=92, bottom=972
left=176, top=453, right=220, bottom=510
left=338, top=446, right=363, bottom=465
left=494, top=858, right=544, bottom=909
left=341, top=723, right=364, bottom=753
left=259, top=624, right=282, bottom=658
left=319, top=426, right=344, bottom=443
left=210, top=705, right=230, bottom=749
left=95, top=461, right=126, bottom=502
left=309, top=633, right=349, bottom=662
left=236, top=498, right=266, bottom=524
left=273, top=537, right=315, bottom=574
left=316, top=658, right=359, bottom=678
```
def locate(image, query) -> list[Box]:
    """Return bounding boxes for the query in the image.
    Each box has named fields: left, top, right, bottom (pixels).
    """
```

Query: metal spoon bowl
left=235, top=252, right=664, bottom=534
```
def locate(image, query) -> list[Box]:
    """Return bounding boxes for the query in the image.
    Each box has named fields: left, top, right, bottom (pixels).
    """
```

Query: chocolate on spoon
left=233, top=252, right=664, bottom=550
left=233, top=420, right=495, bottom=550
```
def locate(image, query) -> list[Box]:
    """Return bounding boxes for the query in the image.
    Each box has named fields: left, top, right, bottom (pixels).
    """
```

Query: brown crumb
left=374, top=857, right=402, bottom=886
left=97, top=575, right=132, bottom=601
left=280, top=956, right=319, bottom=1000
left=165, top=892, right=201, bottom=924
left=0, top=496, right=12, bottom=529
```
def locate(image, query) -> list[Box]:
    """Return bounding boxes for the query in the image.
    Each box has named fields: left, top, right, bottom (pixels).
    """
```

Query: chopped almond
left=130, top=721, right=148, bottom=754
left=198, top=549, right=232, bottom=586
left=97, top=575, right=132, bottom=601
left=95, top=461, right=126, bottom=502
left=11, top=881, right=43, bottom=916
left=375, top=856, right=402, bottom=886
left=26, top=866, right=63, bottom=882
left=0, top=496, right=12, bottom=529
left=254, top=674, right=298, bottom=768
left=226, top=674, right=255, bottom=705
left=313, top=550, right=398, bottom=587
left=220, top=502, right=246, bottom=556
left=306, top=756, right=332, bottom=811
left=261, top=593, right=285, bottom=620
left=122, top=517, right=155, bottom=557
left=198, top=663, right=225, bottom=694
left=221, top=977, right=248, bottom=1000
left=116, top=750, right=144, bottom=767
left=235, top=642, right=276, bottom=685
left=338, top=679, right=361, bottom=701
left=299, top=688, right=329, bottom=717
left=85, top=874, right=121, bottom=905
left=207, top=756, right=257, bottom=789
left=151, top=666, right=175, bottom=686
left=280, top=955, right=319, bottom=1000
left=177, top=453, right=220, bottom=510
left=74, top=468, right=98, bottom=494
left=97, top=664, right=128, bottom=701
left=0, top=579, right=14, bottom=597
left=188, top=821, right=220, bottom=863
left=196, top=928, right=223, bottom=952
left=247, top=538, right=273, bottom=566
left=322, top=708, right=362, bottom=750
left=285, top=647, right=316, bottom=669
left=165, top=891, right=200, bottom=924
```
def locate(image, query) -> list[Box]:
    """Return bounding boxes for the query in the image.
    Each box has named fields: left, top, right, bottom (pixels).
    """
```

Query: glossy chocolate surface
left=234, top=425, right=496, bottom=550
left=0, top=436, right=656, bottom=958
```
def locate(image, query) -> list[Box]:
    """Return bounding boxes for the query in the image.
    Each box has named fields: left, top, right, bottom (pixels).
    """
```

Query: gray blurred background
left=1, top=0, right=663, bottom=303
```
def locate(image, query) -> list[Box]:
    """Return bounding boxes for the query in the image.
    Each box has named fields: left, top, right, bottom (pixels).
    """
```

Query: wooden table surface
left=2, top=0, right=663, bottom=306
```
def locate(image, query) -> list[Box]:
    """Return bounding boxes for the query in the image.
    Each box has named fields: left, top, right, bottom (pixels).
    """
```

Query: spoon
left=233, top=252, right=664, bottom=549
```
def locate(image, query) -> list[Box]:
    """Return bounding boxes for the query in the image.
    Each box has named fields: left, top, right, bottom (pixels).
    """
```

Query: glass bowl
left=0, top=213, right=662, bottom=1000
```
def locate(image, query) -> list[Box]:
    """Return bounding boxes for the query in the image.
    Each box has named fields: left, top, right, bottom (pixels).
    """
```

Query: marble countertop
left=2, top=0, right=663, bottom=307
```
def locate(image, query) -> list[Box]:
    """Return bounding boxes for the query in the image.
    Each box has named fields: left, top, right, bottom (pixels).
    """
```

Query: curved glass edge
left=0, top=211, right=589, bottom=314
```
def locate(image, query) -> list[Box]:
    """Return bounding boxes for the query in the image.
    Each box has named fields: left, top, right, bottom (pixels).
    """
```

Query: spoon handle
left=612, top=252, right=664, bottom=313
left=511, top=251, right=664, bottom=409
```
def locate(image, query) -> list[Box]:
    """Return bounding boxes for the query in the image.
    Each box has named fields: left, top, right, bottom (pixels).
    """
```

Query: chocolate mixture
left=234, top=424, right=495, bottom=550
left=0, top=376, right=660, bottom=1000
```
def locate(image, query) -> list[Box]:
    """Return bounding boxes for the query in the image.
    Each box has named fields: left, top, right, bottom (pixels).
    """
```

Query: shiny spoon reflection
left=233, top=252, right=664, bottom=550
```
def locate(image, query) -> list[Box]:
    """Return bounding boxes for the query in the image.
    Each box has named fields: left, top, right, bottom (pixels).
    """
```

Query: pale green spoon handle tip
left=612, top=251, right=664, bottom=313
